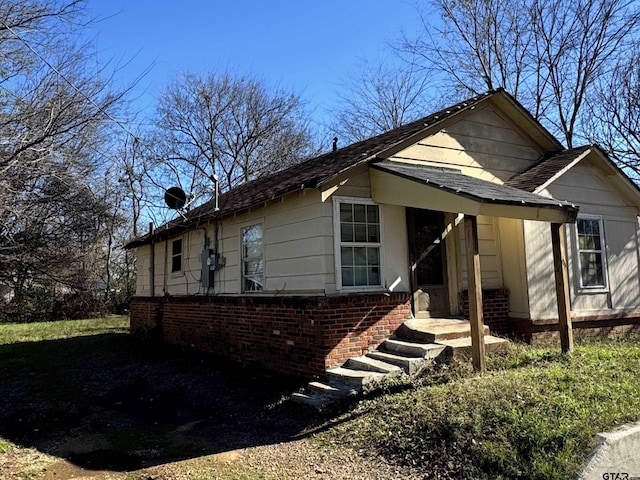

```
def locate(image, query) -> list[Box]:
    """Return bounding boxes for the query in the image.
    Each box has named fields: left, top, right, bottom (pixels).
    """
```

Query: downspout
left=405, top=207, right=416, bottom=318
left=163, top=233, right=169, bottom=295
left=149, top=222, right=155, bottom=297
left=212, top=174, right=221, bottom=293
left=213, top=216, right=219, bottom=293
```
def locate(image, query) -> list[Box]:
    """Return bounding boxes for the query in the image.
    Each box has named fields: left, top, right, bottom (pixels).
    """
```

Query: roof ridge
left=125, top=89, right=503, bottom=248
left=187, top=90, right=499, bottom=213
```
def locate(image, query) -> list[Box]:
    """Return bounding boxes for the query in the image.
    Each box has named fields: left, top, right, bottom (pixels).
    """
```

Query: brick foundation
left=460, top=288, right=510, bottom=335
left=130, top=293, right=411, bottom=377
left=511, top=312, right=640, bottom=342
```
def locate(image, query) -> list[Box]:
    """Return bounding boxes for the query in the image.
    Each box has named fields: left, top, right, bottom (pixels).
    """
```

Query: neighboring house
left=0, top=285, right=14, bottom=304
left=125, top=89, right=640, bottom=377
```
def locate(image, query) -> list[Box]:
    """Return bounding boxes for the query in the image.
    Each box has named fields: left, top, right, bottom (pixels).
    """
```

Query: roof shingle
left=505, top=146, right=592, bottom=192
left=372, top=160, right=577, bottom=213
left=126, top=90, right=500, bottom=248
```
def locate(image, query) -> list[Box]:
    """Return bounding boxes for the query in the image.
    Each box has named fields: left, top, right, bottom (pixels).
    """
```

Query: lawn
left=0, top=315, right=130, bottom=344
left=315, top=337, right=640, bottom=479
left=0, top=317, right=639, bottom=479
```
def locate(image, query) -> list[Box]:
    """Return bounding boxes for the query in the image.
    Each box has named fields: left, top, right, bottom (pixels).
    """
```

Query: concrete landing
left=398, top=317, right=490, bottom=342
left=437, top=335, right=509, bottom=358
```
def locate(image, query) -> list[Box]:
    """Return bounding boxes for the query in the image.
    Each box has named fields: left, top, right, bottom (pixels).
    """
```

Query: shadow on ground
left=0, top=333, right=316, bottom=471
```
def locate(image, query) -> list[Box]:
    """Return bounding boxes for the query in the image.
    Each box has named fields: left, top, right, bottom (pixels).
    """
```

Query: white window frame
left=573, top=214, right=609, bottom=292
left=241, top=223, right=264, bottom=293
left=333, top=196, right=384, bottom=291
left=171, top=237, right=183, bottom=274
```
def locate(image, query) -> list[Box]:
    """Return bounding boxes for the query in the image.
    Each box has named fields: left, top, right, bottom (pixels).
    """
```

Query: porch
left=368, top=160, right=579, bottom=371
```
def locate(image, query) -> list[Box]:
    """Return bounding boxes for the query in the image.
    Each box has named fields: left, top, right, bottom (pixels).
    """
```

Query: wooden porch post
left=464, top=215, right=486, bottom=372
left=551, top=223, right=574, bottom=353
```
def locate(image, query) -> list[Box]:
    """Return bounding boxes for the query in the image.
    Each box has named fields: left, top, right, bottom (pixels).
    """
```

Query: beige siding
left=141, top=190, right=329, bottom=296
left=374, top=106, right=521, bottom=296
left=320, top=166, right=410, bottom=294
left=162, top=229, right=206, bottom=296
left=322, top=198, right=410, bottom=295
left=216, top=190, right=327, bottom=294
left=134, top=244, right=151, bottom=296
left=498, top=218, right=529, bottom=317
left=523, top=220, right=557, bottom=318
left=381, top=204, right=410, bottom=293
left=138, top=166, right=414, bottom=297
left=217, top=221, right=240, bottom=294
left=459, top=215, right=503, bottom=290
left=389, top=106, right=543, bottom=182
left=607, top=219, right=640, bottom=309
left=324, top=164, right=372, bottom=198
left=549, top=168, right=633, bottom=207
left=526, top=160, right=640, bottom=318
left=320, top=201, right=336, bottom=292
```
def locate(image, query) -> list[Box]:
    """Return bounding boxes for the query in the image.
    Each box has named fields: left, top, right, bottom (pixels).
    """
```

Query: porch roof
left=369, top=160, right=579, bottom=223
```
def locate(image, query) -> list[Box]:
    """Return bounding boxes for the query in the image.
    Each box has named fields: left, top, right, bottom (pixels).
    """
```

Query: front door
left=408, top=208, right=449, bottom=317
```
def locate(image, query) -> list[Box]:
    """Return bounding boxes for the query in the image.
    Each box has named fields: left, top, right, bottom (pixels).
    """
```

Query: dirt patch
left=0, top=332, right=427, bottom=479
left=42, top=461, right=106, bottom=480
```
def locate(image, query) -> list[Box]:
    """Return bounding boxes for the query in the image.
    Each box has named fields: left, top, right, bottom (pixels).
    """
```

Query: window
left=336, top=199, right=382, bottom=288
left=575, top=216, right=607, bottom=288
left=241, top=224, right=263, bottom=292
left=171, top=238, right=182, bottom=273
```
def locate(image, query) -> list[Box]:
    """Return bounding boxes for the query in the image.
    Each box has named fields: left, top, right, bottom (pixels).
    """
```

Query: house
left=125, top=89, right=640, bottom=378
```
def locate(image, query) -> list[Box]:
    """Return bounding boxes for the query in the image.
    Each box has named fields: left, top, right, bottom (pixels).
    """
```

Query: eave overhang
left=370, top=160, right=578, bottom=223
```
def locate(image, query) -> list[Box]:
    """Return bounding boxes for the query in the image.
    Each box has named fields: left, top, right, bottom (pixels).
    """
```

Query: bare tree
left=404, top=0, right=532, bottom=98
left=149, top=70, right=317, bottom=201
left=589, top=48, right=640, bottom=181
left=329, top=56, right=438, bottom=143
left=116, top=134, right=150, bottom=238
left=0, top=0, right=130, bottom=319
left=401, top=0, right=640, bottom=147
left=93, top=165, right=139, bottom=313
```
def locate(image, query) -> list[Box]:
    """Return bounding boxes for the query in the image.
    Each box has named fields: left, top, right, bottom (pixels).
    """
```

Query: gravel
left=239, top=438, right=425, bottom=480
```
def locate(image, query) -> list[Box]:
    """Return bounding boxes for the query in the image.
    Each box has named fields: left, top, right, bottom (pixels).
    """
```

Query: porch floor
left=398, top=316, right=491, bottom=343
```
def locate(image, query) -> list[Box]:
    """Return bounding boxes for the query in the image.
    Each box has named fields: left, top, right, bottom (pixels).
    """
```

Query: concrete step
left=290, top=318, right=511, bottom=408
left=308, top=381, right=356, bottom=399
left=366, top=350, right=426, bottom=375
left=346, top=355, right=403, bottom=375
left=290, top=392, right=334, bottom=408
left=398, top=317, right=490, bottom=342
left=382, top=338, right=448, bottom=359
left=326, top=367, right=386, bottom=388
left=437, top=335, right=509, bottom=358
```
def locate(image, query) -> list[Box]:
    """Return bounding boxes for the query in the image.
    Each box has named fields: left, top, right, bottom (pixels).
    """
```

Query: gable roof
left=193, top=89, right=502, bottom=215
left=124, top=88, right=570, bottom=249
left=126, top=89, right=505, bottom=248
left=505, top=145, right=640, bottom=210
left=505, top=146, right=592, bottom=193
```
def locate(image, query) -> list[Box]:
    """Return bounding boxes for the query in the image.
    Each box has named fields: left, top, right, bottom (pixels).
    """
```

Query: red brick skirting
left=511, top=312, right=640, bottom=342
left=130, top=293, right=411, bottom=377
left=460, top=288, right=510, bottom=335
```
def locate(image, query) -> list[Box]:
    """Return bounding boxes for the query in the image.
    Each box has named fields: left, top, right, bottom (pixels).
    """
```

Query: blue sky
left=84, top=1, right=426, bottom=125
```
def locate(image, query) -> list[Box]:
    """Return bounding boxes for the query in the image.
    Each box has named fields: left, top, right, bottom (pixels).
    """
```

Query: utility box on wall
left=200, top=249, right=217, bottom=289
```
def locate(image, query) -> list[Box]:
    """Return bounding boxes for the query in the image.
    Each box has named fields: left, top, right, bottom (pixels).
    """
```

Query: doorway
left=408, top=208, right=449, bottom=317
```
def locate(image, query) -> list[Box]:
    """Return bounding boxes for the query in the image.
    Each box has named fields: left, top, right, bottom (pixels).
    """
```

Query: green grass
left=0, top=315, right=129, bottom=345
left=2, top=317, right=639, bottom=479
left=314, top=336, right=640, bottom=480
left=0, top=438, right=13, bottom=454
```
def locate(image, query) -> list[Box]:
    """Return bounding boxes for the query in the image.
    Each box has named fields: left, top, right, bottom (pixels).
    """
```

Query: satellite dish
left=164, top=187, right=187, bottom=210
